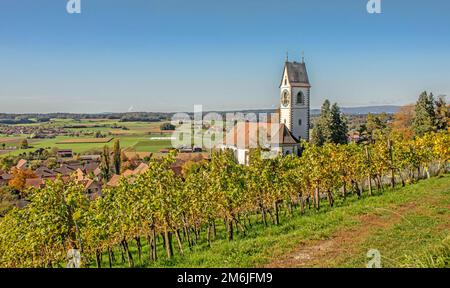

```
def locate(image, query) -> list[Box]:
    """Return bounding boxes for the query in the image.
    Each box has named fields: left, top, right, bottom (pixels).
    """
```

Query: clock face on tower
left=281, top=90, right=290, bottom=107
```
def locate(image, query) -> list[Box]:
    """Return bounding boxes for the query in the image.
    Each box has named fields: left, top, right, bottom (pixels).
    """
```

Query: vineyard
left=0, top=131, right=448, bottom=268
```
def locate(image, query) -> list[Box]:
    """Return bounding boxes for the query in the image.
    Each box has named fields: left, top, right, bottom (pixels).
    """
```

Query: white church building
left=220, top=57, right=311, bottom=165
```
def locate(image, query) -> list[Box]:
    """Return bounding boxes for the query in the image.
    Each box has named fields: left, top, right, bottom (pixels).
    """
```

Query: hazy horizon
left=1, top=0, right=449, bottom=113
left=0, top=104, right=405, bottom=115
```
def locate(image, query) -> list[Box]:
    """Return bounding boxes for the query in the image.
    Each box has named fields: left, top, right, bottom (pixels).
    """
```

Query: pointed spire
left=301, top=51, right=305, bottom=63
left=285, top=51, right=289, bottom=62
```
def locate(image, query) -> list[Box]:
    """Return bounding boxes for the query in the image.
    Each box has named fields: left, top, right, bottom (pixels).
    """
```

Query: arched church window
left=296, top=91, right=305, bottom=105
left=298, top=119, right=302, bottom=126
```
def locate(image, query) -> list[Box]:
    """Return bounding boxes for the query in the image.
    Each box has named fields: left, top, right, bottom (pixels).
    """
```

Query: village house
left=83, top=179, right=102, bottom=200
left=55, top=163, right=78, bottom=176
left=0, top=170, right=12, bottom=186
left=24, top=178, right=45, bottom=190
left=348, top=130, right=361, bottom=143
left=107, top=162, right=150, bottom=187
left=15, top=159, right=28, bottom=170
left=106, top=174, right=121, bottom=187
left=57, top=149, right=73, bottom=158
left=82, top=161, right=100, bottom=174
left=75, top=168, right=85, bottom=182
left=79, top=155, right=101, bottom=161
left=133, top=162, right=150, bottom=174
left=35, top=166, right=56, bottom=179
left=93, top=167, right=102, bottom=178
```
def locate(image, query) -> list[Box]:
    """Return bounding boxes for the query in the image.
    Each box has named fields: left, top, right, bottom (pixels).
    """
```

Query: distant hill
left=312, top=105, right=401, bottom=116
left=0, top=106, right=401, bottom=121
left=211, top=105, right=401, bottom=116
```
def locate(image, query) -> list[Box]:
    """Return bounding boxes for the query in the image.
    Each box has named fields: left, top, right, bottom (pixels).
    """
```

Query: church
left=221, top=56, right=311, bottom=165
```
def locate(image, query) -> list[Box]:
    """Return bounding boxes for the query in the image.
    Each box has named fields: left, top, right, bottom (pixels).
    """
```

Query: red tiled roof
left=224, top=122, right=299, bottom=149
left=122, top=169, right=134, bottom=177
left=106, top=174, right=121, bottom=187
left=133, top=163, right=149, bottom=175
left=84, top=179, right=100, bottom=190
left=75, top=168, right=85, bottom=181
left=55, top=164, right=77, bottom=176
left=25, top=178, right=44, bottom=189
left=35, top=167, right=56, bottom=178
left=0, top=173, right=12, bottom=180
left=83, top=162, right=100, bottom=173
left=93, top=167, right=102, bottom=176
left=16, top=159, right=27, bottom=170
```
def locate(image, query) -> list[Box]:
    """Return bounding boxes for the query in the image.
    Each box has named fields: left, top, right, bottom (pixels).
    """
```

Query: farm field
left=96, top=175, right=450, bottom=268
left=0, top=118, right=227, bottom=157
left=0, top=137, right=24, bottom=143
left=0, top=119, right=176, bottom=156
left=56, top=137, right=114, bottom=144
left=132, top=139, right=174, bottom=152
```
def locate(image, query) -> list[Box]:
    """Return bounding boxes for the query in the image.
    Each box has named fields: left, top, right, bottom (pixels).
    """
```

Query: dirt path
left=265, top=203, right=418, bottom=268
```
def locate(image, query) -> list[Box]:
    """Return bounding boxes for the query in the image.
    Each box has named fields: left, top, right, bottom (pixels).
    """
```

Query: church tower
left=279, top=56, right=311, bottom=141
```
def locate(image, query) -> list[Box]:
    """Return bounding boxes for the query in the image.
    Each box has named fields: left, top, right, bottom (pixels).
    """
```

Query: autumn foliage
left=0, top=131, right=448, bottom=268
left=8, top=168, right=37, bottom=195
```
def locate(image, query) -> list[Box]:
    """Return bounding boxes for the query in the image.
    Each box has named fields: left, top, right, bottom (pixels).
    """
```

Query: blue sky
left=0, top=0, right=449, bottom=113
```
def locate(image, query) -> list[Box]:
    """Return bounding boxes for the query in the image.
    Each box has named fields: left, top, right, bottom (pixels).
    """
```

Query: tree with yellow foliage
left=391, top=105, right=415, bottom=139
left=8, top=168, right=37, bottom=197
